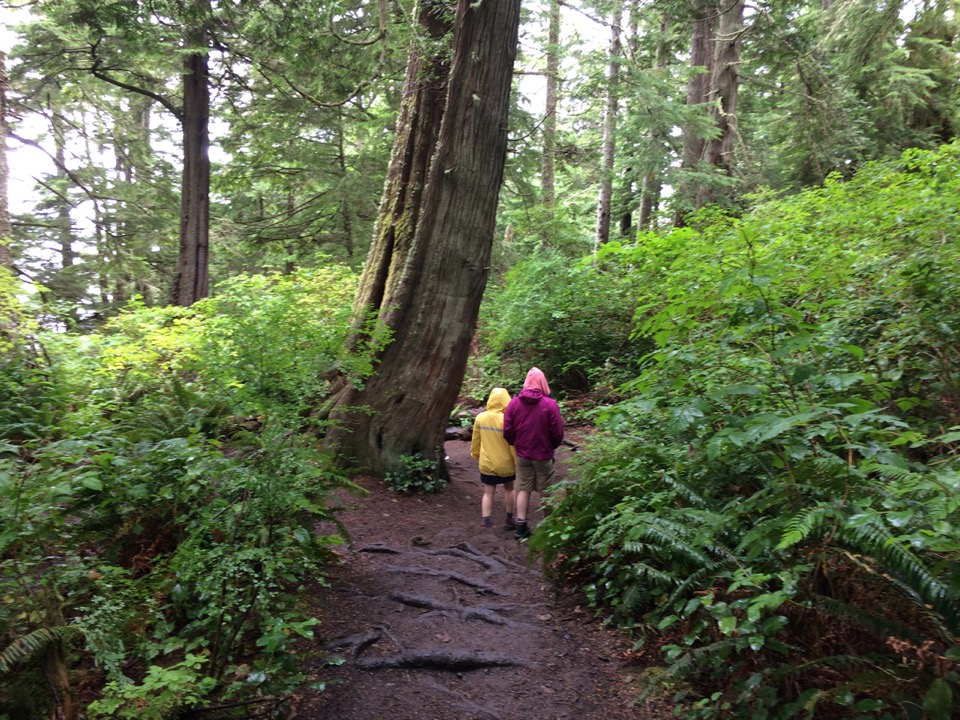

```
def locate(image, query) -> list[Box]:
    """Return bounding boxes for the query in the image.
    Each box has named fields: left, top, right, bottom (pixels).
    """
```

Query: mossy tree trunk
left=326, top=0, right=521, bottom=475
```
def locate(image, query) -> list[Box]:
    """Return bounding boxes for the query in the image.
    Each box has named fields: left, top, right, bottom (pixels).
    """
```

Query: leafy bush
left=478, top=248, right=645, bottom=393
left=534, top=142, right=960, bottom=718
left=0, top=264, right=371, bottom=718
left=384, top=453, right=447, bottom=493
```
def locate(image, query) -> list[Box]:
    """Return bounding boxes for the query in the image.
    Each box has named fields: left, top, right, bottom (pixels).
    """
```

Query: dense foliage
left=526, top=142, right=960, bottom=718
left=0, top=265, right=383, bottom=718
left=4, top=0, right=960, bottom=717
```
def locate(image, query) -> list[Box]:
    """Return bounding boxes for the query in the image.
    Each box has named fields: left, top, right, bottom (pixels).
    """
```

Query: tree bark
left=695, top=0, right=744, bottom=209
left=541, top=0, right=560, bottom=216
left=51, top=109, right=76, bottom=270
left=594, top=0, right=623, bottom=250
left=170, top=48, right=211, bottom=306
left=673, top=0, right=716, bottom=226
left=327, top=0, right=521, bottom=475
left=638, top=12, right=669, bottom=231
left=0, top=51, right=11, bottom=271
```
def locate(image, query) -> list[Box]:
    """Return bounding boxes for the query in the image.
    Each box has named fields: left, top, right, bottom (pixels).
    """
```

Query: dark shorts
left=480, top=473, right=516, bottom=486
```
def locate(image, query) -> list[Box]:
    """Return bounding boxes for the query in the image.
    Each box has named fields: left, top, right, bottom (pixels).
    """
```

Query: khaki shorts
left=515, top=456, right=554, bottom=493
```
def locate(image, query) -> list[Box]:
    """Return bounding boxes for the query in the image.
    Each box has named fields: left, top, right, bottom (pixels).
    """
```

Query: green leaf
left=923, top=679, right=953, bottom=720
left=790, top=365, right=816, bottom=384
left=76, top=471, right=103, bottom=491
left=718, top=614, right=738, bottom=635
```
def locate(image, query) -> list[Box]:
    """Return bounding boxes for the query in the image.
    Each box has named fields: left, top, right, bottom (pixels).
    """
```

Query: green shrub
left=0, top=264, right=371, bottom=717
left=384, top=453, right=446, bottom=493
left=479, top=248, right=644, bottom=392
left=534, top=142, right=960, bottom=719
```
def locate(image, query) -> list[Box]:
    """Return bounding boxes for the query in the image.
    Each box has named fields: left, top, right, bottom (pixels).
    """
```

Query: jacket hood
left=523, top=367, right=551, bottom=396
left=485, top=387, right=511, bottom=412
left=518, top=387, right=544, bottom=404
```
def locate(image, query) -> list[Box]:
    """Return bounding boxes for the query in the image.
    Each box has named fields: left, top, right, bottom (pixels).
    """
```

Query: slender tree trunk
left=594, top=0, right=623, bottom=250
left=541, top=0, right=560, bottom=216
left=638, top=12, right=669, bottom=230
left=619, top=0, right=641, bottom=238
left=337, top=108, right=355, bottom=259
left=327, top=0, right=521, bottom=475
left=0, top=51, right=11, bottom=271
left=51, top=110, right=75, bottom=271
left=171, top=48, right=211, bottom=306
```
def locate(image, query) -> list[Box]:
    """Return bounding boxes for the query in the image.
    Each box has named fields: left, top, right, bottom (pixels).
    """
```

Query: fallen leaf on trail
left=537, top=613, right=553, bottom=621
left=436, top=633, right=451, bottom=643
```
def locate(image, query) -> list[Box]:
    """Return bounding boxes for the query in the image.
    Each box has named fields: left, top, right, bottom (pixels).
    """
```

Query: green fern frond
left=837, top=522, right=960, bottom=633
left=662, top=566, right=725, bottom=609
left=814, top=594, right=925, bottom=644
left=639, top=517, right=714, bottom=565
left=0, top=626, right=83, bottom=674
left=630, top=562, right=681, bottom=587
left=662, top=637, right=743, bottom=680
left=867, top=462, right=920, bottom=483
left=660, top=473, right=708, bottom=506
left=777, top=504, right=839, bottom=550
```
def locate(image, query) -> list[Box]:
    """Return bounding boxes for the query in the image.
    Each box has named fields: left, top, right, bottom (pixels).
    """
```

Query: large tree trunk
left=594, top=0, right=623, bottom=250
left=170, top=48, right=211, bottom=306
left=695, top=0, right=744, bottom=209
left=327, top=0, right=521, bottom=475
left=0, top=51, right=11, bottom=271
left=673, top=0, right=716, bottom=226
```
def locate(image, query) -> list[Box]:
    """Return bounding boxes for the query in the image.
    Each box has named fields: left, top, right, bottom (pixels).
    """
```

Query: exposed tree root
left=322, top=629, right=383, bottom=658
left=388, top=592, right=518, bottom=626
left=355, top=650, right=531, bottom=671
left=322, top=623, right=404, bottom=661
left=384, top=565, right=506, bottom=595
left=358, top=543, right=403, bottom=554
left=426, top=547, right=506, bottom=573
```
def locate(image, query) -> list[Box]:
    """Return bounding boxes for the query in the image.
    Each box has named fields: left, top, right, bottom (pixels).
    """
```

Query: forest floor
left=290, top=427, right=673, bottom=720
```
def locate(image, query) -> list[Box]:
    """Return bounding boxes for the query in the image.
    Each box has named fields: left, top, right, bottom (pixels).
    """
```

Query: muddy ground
left=291, top=432, right=672, bottom=720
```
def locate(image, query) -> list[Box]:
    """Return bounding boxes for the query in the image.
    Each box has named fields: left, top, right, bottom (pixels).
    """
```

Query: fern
left=814, top=594, right=925, bottom=644
left=661, top=637, right=743, bottom=681
left=837, top=521, right=960, bottom=634
left=0, top=626, right=83, bottom=674
left=777, top=504, right=840, bottom=550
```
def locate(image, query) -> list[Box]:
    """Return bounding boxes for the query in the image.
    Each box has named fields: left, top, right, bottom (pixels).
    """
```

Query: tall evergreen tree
left=326, top=0, right=522, bottom=474
left=594, top=0, right=624, bottom=248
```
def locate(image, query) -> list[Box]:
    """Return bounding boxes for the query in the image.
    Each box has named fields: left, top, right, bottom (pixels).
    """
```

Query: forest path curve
left=292, top=434, right=670, bottom=720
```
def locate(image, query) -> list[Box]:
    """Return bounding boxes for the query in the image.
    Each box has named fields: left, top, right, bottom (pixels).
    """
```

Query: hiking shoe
left=514, top=522, right=531, bottom=540
left=503, top=513, right=515, bottom=531
left=481, top=517, right=493, bottom=528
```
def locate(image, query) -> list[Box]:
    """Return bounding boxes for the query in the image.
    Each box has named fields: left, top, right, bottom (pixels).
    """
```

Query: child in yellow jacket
left=471, top=387, right=517, bottom=529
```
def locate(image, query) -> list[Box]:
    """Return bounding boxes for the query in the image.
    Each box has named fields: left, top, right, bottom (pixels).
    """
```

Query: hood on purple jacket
left=502, top=388, right=564, bottom=461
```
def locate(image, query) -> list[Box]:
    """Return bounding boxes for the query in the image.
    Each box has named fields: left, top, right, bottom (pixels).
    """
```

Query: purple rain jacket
left=502, top=388, right=564, bottom=461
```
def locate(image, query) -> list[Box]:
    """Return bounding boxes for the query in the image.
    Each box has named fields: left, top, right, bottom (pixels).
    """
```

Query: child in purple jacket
left=502, top=367, right=564, bottom=540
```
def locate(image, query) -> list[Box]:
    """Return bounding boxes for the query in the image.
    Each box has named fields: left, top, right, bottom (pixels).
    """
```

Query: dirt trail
left=292, top=436, right=670, bottom=720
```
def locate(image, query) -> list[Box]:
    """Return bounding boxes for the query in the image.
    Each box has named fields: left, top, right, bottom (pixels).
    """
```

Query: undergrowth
left=528, top=143, right=960, bottom=719
left=0, top=265, right=372, bottom=718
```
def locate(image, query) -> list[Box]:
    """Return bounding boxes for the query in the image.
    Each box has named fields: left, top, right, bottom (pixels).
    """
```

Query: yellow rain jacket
left=470, top=388, right=517, bottom=477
